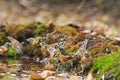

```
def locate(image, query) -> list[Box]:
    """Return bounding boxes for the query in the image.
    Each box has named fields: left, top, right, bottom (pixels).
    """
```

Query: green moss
left=0, top=38, right=4, bottom=45
left=65, top=46, right=78, bottom=53
left=92, top=47, right=120, bottom=78
left=0, top=32, right=6, bottom=45
left=75, top=65, right=82, bottom=73
left=55, top=25, right=79, bottom=36
left=5, top=24, right=16, bottom=33
left=6, top=58, right=18, bottom=64
left=0, top=77, right=16, bottom=80
left=92, top=53, right=119, bottom=71
left=88, top=40, right=117, bottom=56
left=31, top=46, right=36, bottom=51
left=34, top=24, right=46, bottom=35
left=7, top=48, right=19, bottom=57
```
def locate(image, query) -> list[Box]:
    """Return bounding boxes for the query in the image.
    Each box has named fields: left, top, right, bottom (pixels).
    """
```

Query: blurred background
left=0, top=0, right=120, bottom=35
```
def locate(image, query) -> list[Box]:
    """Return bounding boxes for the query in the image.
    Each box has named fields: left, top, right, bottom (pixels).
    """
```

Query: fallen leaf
left=38, top=70, right=55, bottom=79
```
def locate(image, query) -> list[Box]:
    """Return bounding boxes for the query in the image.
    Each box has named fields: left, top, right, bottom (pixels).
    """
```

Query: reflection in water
left=0, top=58, right=44, bottom=80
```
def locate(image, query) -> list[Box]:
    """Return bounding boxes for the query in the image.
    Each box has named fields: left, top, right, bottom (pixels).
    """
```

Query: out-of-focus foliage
left=0, top=32, right=6, bottom=45
left=7, top=47, right=19, bottom=57
left=92, top=47, right=120, bottom=79
left=6, top=58, right=18, bottom=64
left=55, top=25, right=78, bottom=36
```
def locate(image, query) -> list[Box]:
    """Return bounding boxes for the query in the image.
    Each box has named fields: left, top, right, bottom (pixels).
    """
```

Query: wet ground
left=0, top=1, right=120, bottom=80
left=0, top=58, right=44, bottom=80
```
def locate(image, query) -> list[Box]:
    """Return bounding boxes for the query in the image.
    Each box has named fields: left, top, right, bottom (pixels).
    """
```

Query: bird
left=40, top=47, right=50, bottom=57
left=80, top=54, right=92, bottom=73
left=73, top=39, right=89, bottom=59
left=32, top=45, right=50, bottom=61
left=57, top=47, right=71, bottom=63
left=45, top=20, right=55, bottom=30
left=40, top=42, right=58, bottom=60
left=58, top=40, right=66, bottom=48
left=0, top=42, right=10, bottom=56
left=80, top=39, right=92, bottom=73
left=26, top=37, right=42, bottom=46
left=80, top=39, right=88, bottom=50
left=39, top=42, right=50, bottom=56
left=59, top=48, right=66, bottom=55
left=40, top=41, right=70, bottom=62
left=72, top=39, right=92, bottom=74
left=7, top=36, right=24, bottom=54
left=58, top=52, right=71, bottom=63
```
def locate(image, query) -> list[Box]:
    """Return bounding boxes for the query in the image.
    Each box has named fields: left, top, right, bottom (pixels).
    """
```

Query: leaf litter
left=0, top=21, right=119, bottom=80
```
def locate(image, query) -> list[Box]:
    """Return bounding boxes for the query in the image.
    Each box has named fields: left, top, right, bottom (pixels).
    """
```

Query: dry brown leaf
left=29, top=70, right=55, bottom=80
left=38, top=70, right=55, bottom=79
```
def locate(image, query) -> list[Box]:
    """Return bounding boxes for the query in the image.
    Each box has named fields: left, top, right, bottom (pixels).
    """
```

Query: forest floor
left=0, top=0, right=120, bottom=80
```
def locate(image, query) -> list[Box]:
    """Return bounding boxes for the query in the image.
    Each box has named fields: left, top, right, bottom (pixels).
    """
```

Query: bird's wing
left=12, top=42, right=23, bottom=54
left=7, top=36, right=23, bottom=49
left=7, top=36, right=23, bottom=54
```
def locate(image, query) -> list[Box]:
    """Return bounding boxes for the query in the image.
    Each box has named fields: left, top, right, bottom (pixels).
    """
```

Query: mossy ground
left=0, top=32, right=6, bottom=45
left=7, top=48, right=19, bottom=57
left=0, top=22, right=119, bottom=79
left=92, top=46, right=120, bottom=79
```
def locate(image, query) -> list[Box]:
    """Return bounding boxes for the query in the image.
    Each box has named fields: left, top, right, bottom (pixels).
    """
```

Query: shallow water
left=0, top=58, right=45, bottom=80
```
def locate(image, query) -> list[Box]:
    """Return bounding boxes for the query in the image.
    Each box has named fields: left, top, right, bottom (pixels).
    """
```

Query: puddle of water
left=0, top=58, right=45, bottom=80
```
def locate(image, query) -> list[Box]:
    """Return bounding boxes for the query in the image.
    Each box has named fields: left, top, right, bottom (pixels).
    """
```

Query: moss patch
left=7, top=48, right=19, bottom=57
left=0, top=32, right=6, bottom=45
left=34, top=24, right=46, bottom=35
left=6, top=58, right=18, bottom=64
left=55, top=25, right=78, bottom=36
left=92, top=47, right=120, bottom=79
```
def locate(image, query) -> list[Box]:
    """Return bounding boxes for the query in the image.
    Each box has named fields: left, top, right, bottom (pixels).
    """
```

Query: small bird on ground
left=40, top=42, right=58, bottom=60
left=33, top=45, right=50, bottom=61
left=73, top=39, right=90, bottom=58
left=73, top=39, right=92, bottom=74
left=40, top=41, right=71, bottom=62
left=40, top=47, right=50, bottom=57
left=45, top=20, right=55, bottom=30
left=57, top=47, right=71, bottom=63
left=0, top=42, right=10, bottom=56
left=80, top=53, right=92, bottom=73
left=27, top=37, right=42, bottom=46
left=38, top=42, right=50, bottom=57
left=7, top=36, right=24, bottom=54
left=58, top=40, right=66, bottom=48
left=58, top=52, right=71, bottom=63
left=80, top=39, right=93, bottom=73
